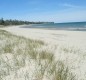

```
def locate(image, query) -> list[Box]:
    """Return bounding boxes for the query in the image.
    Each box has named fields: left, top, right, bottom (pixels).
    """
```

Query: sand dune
left=1, top=25, right=86, bottom=80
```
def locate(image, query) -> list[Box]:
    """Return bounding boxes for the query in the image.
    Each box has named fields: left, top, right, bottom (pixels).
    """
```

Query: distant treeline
left=0, top=18, right=54, bottom=26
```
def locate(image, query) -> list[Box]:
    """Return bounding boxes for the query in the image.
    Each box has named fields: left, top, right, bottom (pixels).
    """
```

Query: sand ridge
left=1, top=25, right=86, bottom=80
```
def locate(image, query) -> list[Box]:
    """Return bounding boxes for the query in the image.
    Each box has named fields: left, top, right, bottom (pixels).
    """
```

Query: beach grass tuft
left=0, top=30, right=76, bottom=80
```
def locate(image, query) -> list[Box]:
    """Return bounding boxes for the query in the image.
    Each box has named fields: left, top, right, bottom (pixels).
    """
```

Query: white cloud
left=59, top=3, right=80, bottom=8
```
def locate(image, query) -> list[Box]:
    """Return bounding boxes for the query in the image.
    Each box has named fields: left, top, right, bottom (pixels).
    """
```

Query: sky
left=0, top=0, right=86, bottom=23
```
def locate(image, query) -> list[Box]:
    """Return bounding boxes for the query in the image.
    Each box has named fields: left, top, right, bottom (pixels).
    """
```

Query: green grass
left=0, top=30, right=76, bottom=80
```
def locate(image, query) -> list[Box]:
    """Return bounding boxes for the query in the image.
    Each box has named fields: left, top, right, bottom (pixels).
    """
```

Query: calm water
left=22, top=22, right=86, bottom=31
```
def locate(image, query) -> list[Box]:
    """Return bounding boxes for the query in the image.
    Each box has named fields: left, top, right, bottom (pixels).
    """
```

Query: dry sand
left=0, top=25, right=86, bottom=80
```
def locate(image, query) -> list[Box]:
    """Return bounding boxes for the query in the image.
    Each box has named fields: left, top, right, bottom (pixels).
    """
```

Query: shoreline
left=20, top=24, right=86, bottom=31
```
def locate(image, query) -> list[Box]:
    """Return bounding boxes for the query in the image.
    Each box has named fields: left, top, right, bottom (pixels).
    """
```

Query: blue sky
left=0, top=0, right=86, bottom=23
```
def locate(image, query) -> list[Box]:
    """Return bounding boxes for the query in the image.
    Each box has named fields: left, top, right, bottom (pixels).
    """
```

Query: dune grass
left=0, top=30, right=76, bottom=80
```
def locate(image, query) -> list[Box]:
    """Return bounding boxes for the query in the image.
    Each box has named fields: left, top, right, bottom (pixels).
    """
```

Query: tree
left=0, top=18, right=5, bottom=25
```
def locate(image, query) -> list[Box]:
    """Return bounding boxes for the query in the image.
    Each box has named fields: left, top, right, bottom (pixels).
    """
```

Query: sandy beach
left=0, top=25, right=86, bottom=80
